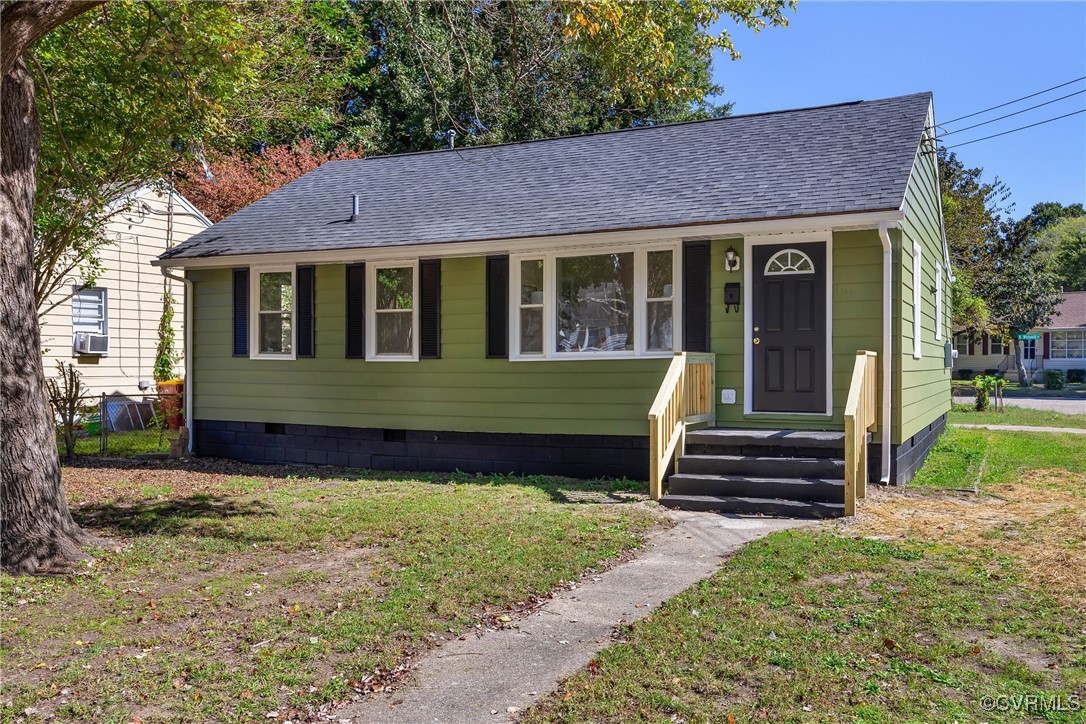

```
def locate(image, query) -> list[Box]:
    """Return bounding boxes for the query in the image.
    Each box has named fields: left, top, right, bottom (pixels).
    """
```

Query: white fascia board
left=108, top=181, right=214, bottom=228
left=153, top=209, right=904, bottom=269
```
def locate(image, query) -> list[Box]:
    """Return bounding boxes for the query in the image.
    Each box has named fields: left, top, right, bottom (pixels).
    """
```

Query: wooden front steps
left=659, top=429, right=865, bottom=519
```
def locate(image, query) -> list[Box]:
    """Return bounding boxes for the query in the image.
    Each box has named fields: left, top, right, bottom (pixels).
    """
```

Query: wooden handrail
left=843, top=350, right=879, bottom=516
left=647, top=352, right=717, bottom=500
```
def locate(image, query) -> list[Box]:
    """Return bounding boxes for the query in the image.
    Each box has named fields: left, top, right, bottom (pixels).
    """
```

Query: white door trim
left=744, top=232, right=833, bottom=416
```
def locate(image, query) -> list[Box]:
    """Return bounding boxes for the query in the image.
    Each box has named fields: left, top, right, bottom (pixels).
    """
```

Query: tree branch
left=0, top=0, right=104, bottom=75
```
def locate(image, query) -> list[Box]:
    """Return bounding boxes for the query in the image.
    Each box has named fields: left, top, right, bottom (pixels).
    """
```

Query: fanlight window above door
left=764, top=249, right=815, bottom=275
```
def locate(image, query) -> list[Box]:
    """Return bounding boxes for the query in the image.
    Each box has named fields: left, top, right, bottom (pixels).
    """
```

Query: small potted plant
left=154, top=289, right=183, bottom=430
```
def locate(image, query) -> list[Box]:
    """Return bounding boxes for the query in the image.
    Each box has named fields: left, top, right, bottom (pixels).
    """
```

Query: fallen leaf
left=173, top=678, right=185, bottom=690
left=497, top=615, right=511, bottom=623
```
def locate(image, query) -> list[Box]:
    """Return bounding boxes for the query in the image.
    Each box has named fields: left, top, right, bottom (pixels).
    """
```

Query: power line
left=937, top=88, right=1086, bottom=138
left=939, top=76, right=1086, bottom=125
left=944, top=108, right=1086, bottom=149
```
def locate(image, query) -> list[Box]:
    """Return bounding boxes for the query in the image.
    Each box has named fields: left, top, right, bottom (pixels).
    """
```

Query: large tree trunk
left=1011, top=336, right=1030, bottom=388
left=1, top=58, right=99, bottom=573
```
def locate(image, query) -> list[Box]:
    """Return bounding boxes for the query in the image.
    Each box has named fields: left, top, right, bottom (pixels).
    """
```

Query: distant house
left=154, top=92, right=952, bottom=515
left=953, top=291, right=1086, bottom=381
left=40, top=184, right=210, bottom=396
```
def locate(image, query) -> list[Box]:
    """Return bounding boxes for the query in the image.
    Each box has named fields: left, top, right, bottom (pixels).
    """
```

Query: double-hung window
left=252, top=267, right=295, bottom=358
left=72, top=287, right=108, bottom=336
left=1051, top=330, right=1086, bottom=359
left=989, top=336, right=1005, bottom=356
left=511, top=244, right=679, bottom=359
left=368, top=261, right=417, bottom=360
left=954, top=333, right=969, bottom=357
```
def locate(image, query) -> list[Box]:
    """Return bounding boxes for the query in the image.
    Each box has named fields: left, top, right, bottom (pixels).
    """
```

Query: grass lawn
left=911, top=426, right=1086, bottom=490
left=0, top=462, right=658, bottom=722
left=57, top=429, right=173, bottom=458
left=524, top=429, right=1086, bottom=723
left=1002, top=382, right=1086, bottom=399
left=951, top=382, right=1086, bottom=399
left=947, top=404, right=1086, bottom=429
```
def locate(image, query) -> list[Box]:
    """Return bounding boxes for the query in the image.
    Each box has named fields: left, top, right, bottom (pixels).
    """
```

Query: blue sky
left=709, top=1, right=1086, bottom=217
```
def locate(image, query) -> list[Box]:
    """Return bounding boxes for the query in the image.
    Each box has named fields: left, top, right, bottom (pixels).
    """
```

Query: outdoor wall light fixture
left=725, top=246, right=741, bottom=272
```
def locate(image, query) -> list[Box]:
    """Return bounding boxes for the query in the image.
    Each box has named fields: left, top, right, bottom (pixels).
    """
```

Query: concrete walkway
left=333, top=511, right=808, bottom=723
left=953, top=396, right=1086, bottom=414
left=954, top=423, right=1086, bottom=434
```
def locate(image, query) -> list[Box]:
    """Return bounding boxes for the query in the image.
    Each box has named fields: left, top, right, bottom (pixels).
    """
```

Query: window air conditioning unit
left=74, top=332, right=109, bottom=355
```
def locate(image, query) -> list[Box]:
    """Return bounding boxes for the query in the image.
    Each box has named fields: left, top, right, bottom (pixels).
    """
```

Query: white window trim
left=71, top=286, right=109, bottom=337
left=743, top=231, right=833, bottom=417
left=763, top=249, right=815, bottom=275
left=366, top=259, right=419, bottom=362
left=954, top=333, right=969, bottom=356
left=912, top=241, right=923, bottom=359
left=989, top=336, right=1005, bottom=356
left=508, top=242, right=682, bottom=361
left=935, top=260, right=943, bottom=341
left=250, top=266, right=297, bottom=360
left=1051, top=330, right=1086, bottom=359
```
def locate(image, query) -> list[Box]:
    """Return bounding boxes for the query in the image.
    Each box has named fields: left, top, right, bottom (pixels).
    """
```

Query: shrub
left=955, top=368, right=974, bottom=381
left=983, top=368, right=998, bottom=376
left=1068, top=369, right=1086, bottom=384
left=973, top=374, right=1004, bottom=411
left=1044, top=369, right=1066, bottom=390
left=46, top=361, right=87, bottom=459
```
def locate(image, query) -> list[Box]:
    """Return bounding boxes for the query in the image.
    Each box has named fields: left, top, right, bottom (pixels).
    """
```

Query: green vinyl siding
left=189, top=258, right=670, bottom=437
left=896, top=138, right=952, bottom=443
left=190, top=219, right=934, bottom=443
left=710, top=231, right=883, bottom=432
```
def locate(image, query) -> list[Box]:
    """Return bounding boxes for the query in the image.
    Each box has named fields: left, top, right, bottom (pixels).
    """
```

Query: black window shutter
left=345, top=263, right=366, bottom=358
left=232, top=267, right=249, bottom=357
left=682, top=241, right=711, bottom=352
left=419, top=259, right=441, bottom=359
left=296, top=266, right=315, bottom=357
left=485, top=255, right=509, bottom=359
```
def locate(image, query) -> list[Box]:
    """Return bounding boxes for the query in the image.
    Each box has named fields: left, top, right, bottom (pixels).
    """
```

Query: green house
left=156, top=92, right=951, bottom=517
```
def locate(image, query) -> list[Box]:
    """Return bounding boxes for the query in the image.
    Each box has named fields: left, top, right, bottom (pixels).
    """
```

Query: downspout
left=161, top=266, right=194, bottom=454
left=877, top=221, right=894, bottom=484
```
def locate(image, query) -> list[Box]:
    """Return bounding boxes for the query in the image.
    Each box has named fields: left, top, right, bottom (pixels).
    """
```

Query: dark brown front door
left=751, top=241, right=827, bottom=413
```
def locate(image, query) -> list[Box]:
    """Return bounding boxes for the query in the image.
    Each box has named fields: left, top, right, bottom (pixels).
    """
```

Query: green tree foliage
left=1037, top=216, right=1086, bottom=291
left=973, top=238, right=1063, bottom=387
left=212, top=0, right=796, bottom=154
left=1008, top=201, right=1085, bottom=246
left=937, top=148, right=1012, bottom=334
left=30, top=1, right=264, bottom=309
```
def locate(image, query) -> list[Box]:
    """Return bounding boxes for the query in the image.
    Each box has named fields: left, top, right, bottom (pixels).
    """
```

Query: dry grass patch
left=1, top=461, right=658, bottom=722
left=844, top=470, right=1086, bottom=612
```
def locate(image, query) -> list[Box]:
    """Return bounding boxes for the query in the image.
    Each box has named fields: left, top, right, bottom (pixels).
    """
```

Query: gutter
left=877, top=221, right=894, bottom=484
left=160, top=267, right=194, bottom=455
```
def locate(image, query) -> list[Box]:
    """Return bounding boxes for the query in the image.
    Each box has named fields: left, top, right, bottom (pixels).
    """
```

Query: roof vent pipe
left=351, top=194, right=359, bottom=221
left=448, top=129, right=456, bottom=149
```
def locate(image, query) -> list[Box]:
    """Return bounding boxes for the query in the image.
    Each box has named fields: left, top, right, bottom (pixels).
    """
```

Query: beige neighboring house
left=952, top=290, right=1086, bottom=381
left=40, top=184, right=211, bottom=397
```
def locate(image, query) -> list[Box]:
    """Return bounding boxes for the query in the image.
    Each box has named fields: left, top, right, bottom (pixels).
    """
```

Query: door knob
left=753, top=337, right=760, bottom=345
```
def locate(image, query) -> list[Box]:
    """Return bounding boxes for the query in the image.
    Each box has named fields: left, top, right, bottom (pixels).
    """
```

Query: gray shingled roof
left=160, top=92, right=932, bottom=262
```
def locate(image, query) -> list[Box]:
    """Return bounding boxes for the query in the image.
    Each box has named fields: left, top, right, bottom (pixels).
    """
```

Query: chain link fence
left=55, top=393, right=184, bottom=458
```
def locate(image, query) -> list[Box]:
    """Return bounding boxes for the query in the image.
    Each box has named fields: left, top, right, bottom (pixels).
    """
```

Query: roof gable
left=161, top=92, right=932, bottom=262
left=1050, top=291, right=1086, bottom=328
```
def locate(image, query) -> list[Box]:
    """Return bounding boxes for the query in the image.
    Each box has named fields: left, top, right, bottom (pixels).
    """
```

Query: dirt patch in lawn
left=958, top=629, right=1057, bottom=673
left=841, top=471, right=1086, bottom=613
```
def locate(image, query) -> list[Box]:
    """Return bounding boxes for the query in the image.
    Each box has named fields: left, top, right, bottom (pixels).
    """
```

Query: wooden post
left=649, top=417, right=661, bottom=500
left=844, top=413, right=856, bottom=516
